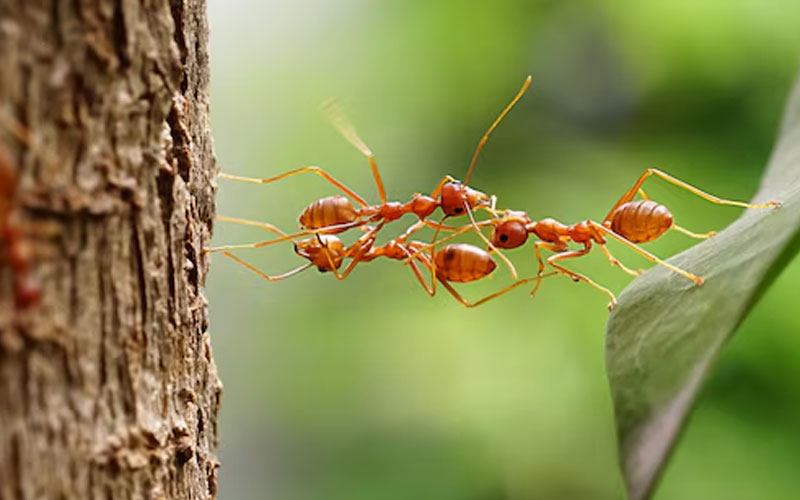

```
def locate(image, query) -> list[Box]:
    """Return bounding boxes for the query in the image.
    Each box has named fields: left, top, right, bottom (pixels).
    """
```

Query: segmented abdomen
left=609, top=200, right=673, bottom=243
left=298, top=195, right=358, bottom=232
left=435, top=244, right=497, bottom=283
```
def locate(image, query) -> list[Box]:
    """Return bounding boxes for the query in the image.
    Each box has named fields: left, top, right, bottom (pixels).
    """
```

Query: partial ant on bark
left=0, top=146, right=40, bottom=309
left=207, top=76, right=536, bottom=280
left=481, top=169, right=781, bottom=310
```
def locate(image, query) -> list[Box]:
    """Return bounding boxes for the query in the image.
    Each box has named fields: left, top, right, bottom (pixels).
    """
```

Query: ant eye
left=499, top=234, right=509, bottom=243
left=454, top=207, right=464, bottom=214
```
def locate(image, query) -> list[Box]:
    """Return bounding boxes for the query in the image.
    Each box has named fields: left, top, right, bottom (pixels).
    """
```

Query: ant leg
left=590, top=221, right=704, bottom=285
left=321, top=222, right=385, bottom=280
left=217, top=216, right=289, bottom=237
left=464, top=75, right=532, bottom=185
left=604, top=168, right=779, bottom=222
left=400, top=246, right=436, bottom=296
left=219, top=166, right=369, bottom=207
left=637, top=189, right=716, bottom=240
left=546, top=245, right=618, bottom=310
left=437, top=274, right=550, bottom=308
left=598, top=244, right=642, bottom=277
left=205, top=220, right=365, bottom=253
left=465, top=203, right=518, bottom=279
left=531, top=241, right=565, bottom=296
left=221, top=251, right=313, bottom=281
left=672, top=225, right=716, bottom=239
left=323, top=99, right=387, bottom=204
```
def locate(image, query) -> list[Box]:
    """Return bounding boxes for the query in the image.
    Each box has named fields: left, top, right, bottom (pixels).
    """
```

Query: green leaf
left=606, top=71, right=800, bottom=500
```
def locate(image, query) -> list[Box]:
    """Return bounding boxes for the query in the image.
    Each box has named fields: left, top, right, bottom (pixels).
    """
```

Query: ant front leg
left=219, top=166, right=369, bottom=207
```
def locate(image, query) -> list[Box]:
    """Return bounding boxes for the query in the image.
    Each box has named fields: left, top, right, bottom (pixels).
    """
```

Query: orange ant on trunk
left=208, top=76, right=536, bottom=280
left=483, top=169, right=780, bottom=309
left=0, top=146, right=40, bottom=309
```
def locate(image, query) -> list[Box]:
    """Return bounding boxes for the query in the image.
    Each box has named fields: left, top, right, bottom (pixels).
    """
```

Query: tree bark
left=0, top=1, right=221, bottom=499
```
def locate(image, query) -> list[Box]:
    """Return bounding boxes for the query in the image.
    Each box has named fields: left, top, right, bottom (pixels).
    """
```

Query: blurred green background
left=206, top=1, right=800, bottom=499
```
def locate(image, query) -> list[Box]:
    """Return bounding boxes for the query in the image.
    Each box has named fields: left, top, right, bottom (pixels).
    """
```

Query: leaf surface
left=606, top=72, right=800, bottom=500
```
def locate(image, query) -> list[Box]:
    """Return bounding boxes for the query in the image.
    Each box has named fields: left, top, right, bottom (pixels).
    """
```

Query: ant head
left=294, top=235, right=345, bottom=272
left=492, top=212, right=531, bottom=249
left=440, top=182, right=490, bottom=216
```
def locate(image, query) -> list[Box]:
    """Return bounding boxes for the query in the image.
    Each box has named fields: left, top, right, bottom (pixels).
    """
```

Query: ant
left=219, top=216, right=557, bottom=308
left=207, top=76, right=537, bottom=279
left=0, top=146, right=40, bottom=309
left=482, top=168, right=780, bottom=309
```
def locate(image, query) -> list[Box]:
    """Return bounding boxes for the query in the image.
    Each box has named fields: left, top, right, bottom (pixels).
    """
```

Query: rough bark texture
left=0, top=1, right=221, bottom=499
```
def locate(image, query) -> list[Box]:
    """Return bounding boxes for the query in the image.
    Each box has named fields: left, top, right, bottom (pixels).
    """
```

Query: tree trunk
left=0, top=1, right=221, bottom=499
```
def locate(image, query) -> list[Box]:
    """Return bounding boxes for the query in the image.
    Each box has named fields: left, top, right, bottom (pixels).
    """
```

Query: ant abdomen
left=435, top=243, right=497, bottom=283
left=298, top=195, right=358, bottom=232
left=609, top=200, right=673, bottom=243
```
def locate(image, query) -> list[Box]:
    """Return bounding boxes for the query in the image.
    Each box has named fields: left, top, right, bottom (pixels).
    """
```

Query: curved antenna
left=464, top=75, right=532, bottom=185
left=322, top=99, right=388, bottom=204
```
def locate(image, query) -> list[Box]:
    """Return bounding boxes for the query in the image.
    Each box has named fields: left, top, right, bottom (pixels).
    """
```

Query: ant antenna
left=323, top=99, right=388, bottom=204
left=464, top=75, right=532, bottom=185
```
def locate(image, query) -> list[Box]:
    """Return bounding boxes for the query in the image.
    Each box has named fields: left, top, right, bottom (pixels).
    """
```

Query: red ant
left=0, top=146, right=40, bottom=309
left=480, top=169, right=780, bottom=309
left=218, top=216, right=556, bottom=308
left=208, top=76, right=536, bottom=279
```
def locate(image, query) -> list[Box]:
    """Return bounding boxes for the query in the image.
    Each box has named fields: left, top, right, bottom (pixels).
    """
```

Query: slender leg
left=530, top=241, right=565, bottom=296
left=219, top=166, right=369, bottom=207
left=598, top=244, right=642, bottom=277
left=321, top=222, right=385, bottom=280
left=546, top=244, right=618, bottom=310
left=464, top=76, right=532, bottom=184
left=604, top=168, right=779, bottom=222
left=217, top=216, right=289, bottom=237
left=221, top=251, right=312, bottom=281
left=465, top=203, right=518, bottom=279
left=672, top=225, right=716, bottom=239
left=437, top=273, right=555, bottom=308
left=322, top=99, right=387, bottom=204
left=638, top=189, right=716, bottom=239
left=590, top=221, right=704, bottom=285
left=400, top=246, right=436, bottom=296
left=204, top=220, right=365, bottom=253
